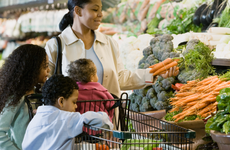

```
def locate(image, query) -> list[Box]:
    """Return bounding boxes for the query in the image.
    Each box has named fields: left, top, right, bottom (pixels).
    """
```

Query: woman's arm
left=110, top=38, right=153, bottom=90
left=0, top=104, right=22, bottom=150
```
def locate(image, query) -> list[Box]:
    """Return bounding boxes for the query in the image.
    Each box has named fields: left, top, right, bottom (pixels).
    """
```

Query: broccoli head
left=138, top=63, right=146, bottom=69
left=178, top=69, right=200, bottom=84
left=169, top=52, right=180, bottom=59
left=182, top=39, right=200, bottom=55
left=131, top=103, right=140, bottom=112
left=136, top=86, right=152, bottom=97
left=129, top=93, right=137, bottom=103
left=144, top=63, right=150, bottom=69
left=150, top=96, right=157, bottom=109
left=159, top=34, right=173, bottom=42
left=140, top=100, right=153, bottom=112
left=152, top=46, right=161, bottom=60
left=135, top=95, right=143, bottom=105
left=146, top=87, right=156, bottom=99
left=143, top=46, right=153, bottom=57
left=138, top=56, right=147, bottom=66
left=146, top=54, right=158, bottom=66
left=154, top=82, right=165, bottom=93
left=154, top=101, right=169, bottom=110
left=157, top=91, right=174, bottom=102
left=161, top=77, right=175, bottom=90
left=161, top=52, right=170, bottom=61
left=150, top=37, right=159, bottom=46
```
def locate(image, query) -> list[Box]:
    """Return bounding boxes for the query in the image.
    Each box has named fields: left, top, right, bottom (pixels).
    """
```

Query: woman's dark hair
left=59, top=0, right=92, bottom=31
left=42, top=74, right=79, bottom=106
left=0, top=44, right=47, bottom=113
left=68, top=58, right=96, bottom=83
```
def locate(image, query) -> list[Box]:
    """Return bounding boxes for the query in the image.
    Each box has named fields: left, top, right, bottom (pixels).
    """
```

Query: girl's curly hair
left=68, top=58, right=96, bottom=83
left=0, top=44, right=47, bottom=113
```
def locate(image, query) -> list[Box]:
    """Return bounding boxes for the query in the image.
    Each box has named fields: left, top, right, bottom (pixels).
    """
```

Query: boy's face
left=62, top=89, right=78, bottom=112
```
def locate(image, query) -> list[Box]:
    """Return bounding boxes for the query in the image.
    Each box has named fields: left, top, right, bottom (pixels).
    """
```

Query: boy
left=22, top=75, right=113, bottom=150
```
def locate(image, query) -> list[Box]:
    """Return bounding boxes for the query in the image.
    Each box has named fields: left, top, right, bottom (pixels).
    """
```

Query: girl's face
left=61, top=89, right=78, bottom=112
left=38, top=55, right=50, bottom=83
left=78, top=0, right=103, bottom=30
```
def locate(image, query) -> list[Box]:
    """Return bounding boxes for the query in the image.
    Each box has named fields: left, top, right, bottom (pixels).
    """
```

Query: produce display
left=165, top=74, right=230, bottom=122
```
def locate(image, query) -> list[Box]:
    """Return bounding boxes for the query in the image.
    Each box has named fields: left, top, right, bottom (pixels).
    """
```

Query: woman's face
left=38, top=55, right=50, bottom=83
left=78, top=0, right=103, bottom=30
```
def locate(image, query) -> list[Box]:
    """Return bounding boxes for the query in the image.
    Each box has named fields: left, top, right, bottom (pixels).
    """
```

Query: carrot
left=153, top=61, right=178, bottom=76
left=187, top=101, right=198, bottom=106
left=197, top=103, right=215, bottom=116
left=170, top=107, right=180, bottom=112
left=149, top=58, right=173, bottom=72
left=158, top=67, right=179, bottom=75
left=198, top=76, right=218, bottom=85
left=175, top=92, right=194, bottom=97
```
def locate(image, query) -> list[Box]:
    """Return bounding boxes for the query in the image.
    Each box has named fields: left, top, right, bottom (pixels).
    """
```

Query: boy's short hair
left=42, top=74, right=79, bottom=106
left=68, top=58, right=96, bottom=83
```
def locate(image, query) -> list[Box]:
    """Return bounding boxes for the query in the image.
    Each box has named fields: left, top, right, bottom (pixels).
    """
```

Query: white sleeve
left=112, top=39, right=154, bottom=90
left=45, top=38, right=58, bottom=77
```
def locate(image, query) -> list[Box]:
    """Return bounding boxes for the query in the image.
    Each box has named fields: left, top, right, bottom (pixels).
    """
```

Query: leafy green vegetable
left=166, top=7, right=202, bottom=34
left=206, top=88, right=230, bottom=134
left=183, top=42, right=215, bottom=80
left=219, top=70, right=230, bottom=81
left=164, top=109, right=182, bottom=121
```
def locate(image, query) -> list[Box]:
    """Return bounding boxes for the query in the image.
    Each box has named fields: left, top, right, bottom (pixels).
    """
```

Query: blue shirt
left=22, top=106, right=113, bottom=150
left=86, top=39, right=104, bottom=84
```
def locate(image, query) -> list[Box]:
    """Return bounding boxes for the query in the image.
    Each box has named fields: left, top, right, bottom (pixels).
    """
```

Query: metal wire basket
left=75, top=93, right=196, bottom=150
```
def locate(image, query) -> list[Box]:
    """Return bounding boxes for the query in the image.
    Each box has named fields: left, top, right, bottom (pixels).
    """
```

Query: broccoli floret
left=154, top=101, right=169, bottom=110
left=140, top=101, right=153, bottom=112
left=146, top=88, right=156, bottom=99
left=159, top=34, right=173, bottom=42
left=138, top=56, right=147, bottom=66
left=131, top=103, right=139, bottom=112
left=169, top=52, right=180, bottom=58
left=150, top=96, right=157, bottom=109
left=157, top=91, right=173, bottom=102
left=129, top=93, right=137, bottom=103
left=138, top=63, right=145, bottom=69
left=143, top=46, right=153, bottom=57
left=154, top=82, right=165, bottom=93
left=178, top=69, right=200, bottom=84
left=164, top=41, right=174, bottom=52
left=144, top=63, right=150, bottom=69
left=157, top=76, right=164, bottom=82
left=135, top=95, right=143, bottom=105
left=161, top=77, right=175, bottom=90
left=150, top=37, right=159, bottom=46
left=133, top=89, right=139, bottom=95
left=152, top=46, right=161, bottom=60
left=145, top=54, right=158, bottom=66
left=182, top=39, right=200, bottom=55
left=141, top=96, right=149, bottom=104
left=136, top=86, right=152, bottom=97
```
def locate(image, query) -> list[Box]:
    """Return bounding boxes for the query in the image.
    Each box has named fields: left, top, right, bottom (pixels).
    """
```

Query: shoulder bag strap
left=54, top=36, right=62, bottom=75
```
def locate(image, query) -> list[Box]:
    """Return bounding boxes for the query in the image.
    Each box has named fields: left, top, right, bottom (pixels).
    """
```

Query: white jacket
left=45, top=26, right=152, bottom=97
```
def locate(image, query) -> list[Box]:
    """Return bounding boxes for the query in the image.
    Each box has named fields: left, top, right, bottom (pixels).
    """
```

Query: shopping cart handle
left=108, top=101, right=121, bottom=111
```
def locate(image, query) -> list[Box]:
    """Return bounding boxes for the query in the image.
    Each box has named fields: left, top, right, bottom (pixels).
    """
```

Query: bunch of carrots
left=169, top=75, right=230, bottom=122
left=149, top=58, right=179, bottom=76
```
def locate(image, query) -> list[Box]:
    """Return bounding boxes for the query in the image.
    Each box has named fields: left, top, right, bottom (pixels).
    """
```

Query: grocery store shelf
left=0, top=0, right=67, bottom=13
left=212, top=58, right=230, bottom=66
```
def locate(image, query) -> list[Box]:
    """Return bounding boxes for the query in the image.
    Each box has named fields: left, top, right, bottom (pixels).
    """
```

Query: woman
left=45, top=0, right=178, bottom=97
left=0, top=44, right=50, bottom=150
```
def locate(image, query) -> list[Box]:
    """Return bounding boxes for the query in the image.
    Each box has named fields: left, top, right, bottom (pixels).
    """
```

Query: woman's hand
left=160, top=66, right=179, bottom=79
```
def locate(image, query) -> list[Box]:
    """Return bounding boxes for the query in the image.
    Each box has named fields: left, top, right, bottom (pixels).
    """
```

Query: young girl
left=68, top=58, right=114, bottom=121
left=0, top=44, right=50, bottom=150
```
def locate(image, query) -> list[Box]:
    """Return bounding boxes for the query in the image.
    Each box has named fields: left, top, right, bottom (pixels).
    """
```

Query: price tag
left=48, top=0, right=54, bottom=4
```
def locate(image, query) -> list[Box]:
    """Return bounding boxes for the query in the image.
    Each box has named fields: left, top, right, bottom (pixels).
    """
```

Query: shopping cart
left=75, top=93, right=196, bottom=150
